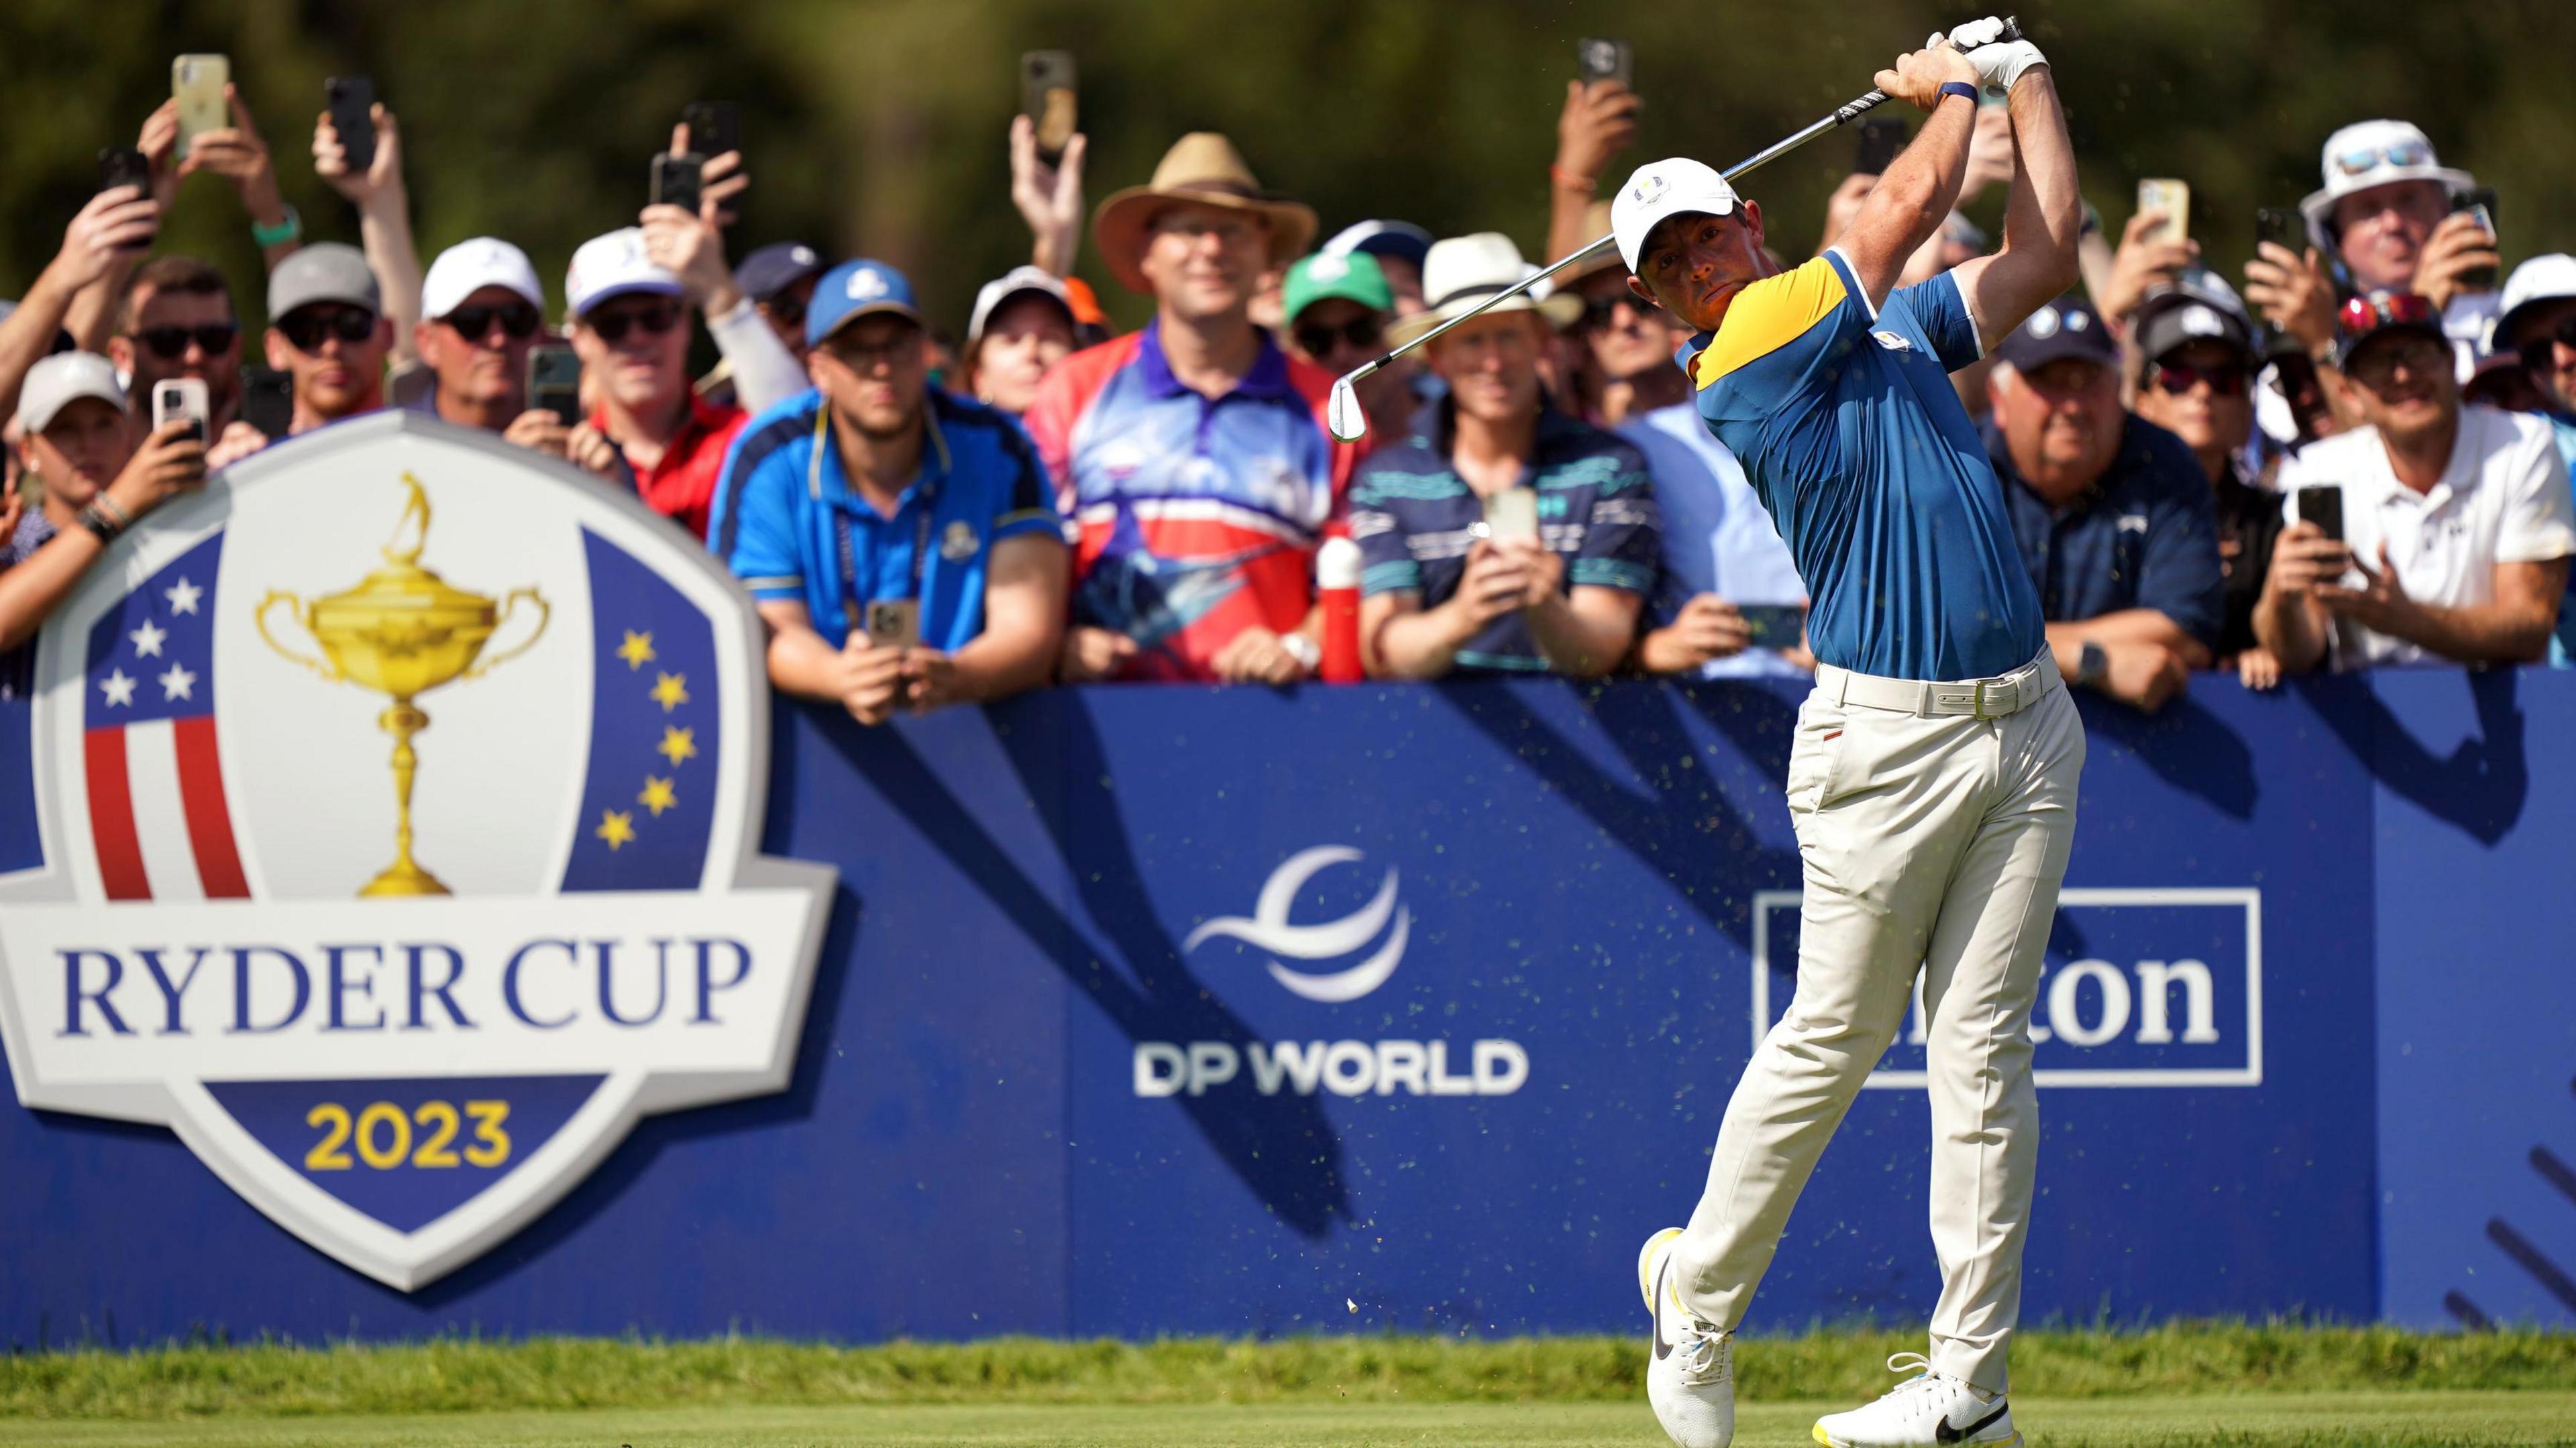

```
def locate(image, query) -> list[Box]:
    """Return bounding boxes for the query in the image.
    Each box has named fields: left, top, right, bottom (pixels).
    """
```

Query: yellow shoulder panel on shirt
left=1689, top=256, right=1849, bottom=390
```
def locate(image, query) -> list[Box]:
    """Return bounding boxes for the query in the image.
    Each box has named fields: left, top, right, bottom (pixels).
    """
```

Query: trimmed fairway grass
left=7, top=1395, right=2576, bottom=1447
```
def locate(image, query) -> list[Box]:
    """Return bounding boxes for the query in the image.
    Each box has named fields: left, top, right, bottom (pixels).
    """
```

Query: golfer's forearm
left=2000, top=70, right=2080, bottom=276
left=1845, top=100, right=1975, bottom=295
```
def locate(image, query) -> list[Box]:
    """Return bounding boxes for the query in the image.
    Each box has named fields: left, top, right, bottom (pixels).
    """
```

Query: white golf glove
left=1935, top=16, right=2048, bottom=96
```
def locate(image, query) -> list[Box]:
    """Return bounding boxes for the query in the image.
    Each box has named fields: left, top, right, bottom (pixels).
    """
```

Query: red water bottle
left=1317, top=524, right=1363, bottom=684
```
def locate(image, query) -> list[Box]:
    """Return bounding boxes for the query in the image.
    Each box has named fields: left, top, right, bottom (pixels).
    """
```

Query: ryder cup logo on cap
left=0, top=412, right=833, bottom=1290
left=2028, top=305, right=2063, bottom=339
left=565, top=228, right=682, bottom=319
left=2182, top=306, right=2224, bottom=338
left=804, top=259, right=920, bottom=349
left=1610, top=157, right=1739, bottom=272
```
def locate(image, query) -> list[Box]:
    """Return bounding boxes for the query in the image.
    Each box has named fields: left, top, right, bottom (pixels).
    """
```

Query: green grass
left=5, top=1326, right=2571, bottom=1447
left=7, top=1396, right=2576, bottom=1448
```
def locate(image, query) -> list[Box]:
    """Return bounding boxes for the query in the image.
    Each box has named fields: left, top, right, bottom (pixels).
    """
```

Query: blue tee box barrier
left=3, top=670, right=2571, bottom=1344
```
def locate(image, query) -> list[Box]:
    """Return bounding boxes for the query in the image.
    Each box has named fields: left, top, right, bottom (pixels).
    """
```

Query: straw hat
left=1385, top=233, right=1582, bottom=348
left=1092, top=133, right=1318, bottom=294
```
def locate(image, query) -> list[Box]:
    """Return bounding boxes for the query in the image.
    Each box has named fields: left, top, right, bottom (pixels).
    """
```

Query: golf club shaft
left=1343, top=18, right=2019, bottom=384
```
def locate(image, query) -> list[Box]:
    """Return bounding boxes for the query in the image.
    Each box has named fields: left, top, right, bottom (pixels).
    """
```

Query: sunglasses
left=1293, top=316, right=1381, bottom=356
left=2330, top=140, right=2434, bottom=178
left=586, top=300, right=684, bottom=343
left=440, top=301, right=542, bottom=343
left=276, top=304, right=378, bottom=353
left=136, top=323, right=239, bottom=359
left=2516, top=315, right=2576, bottom=373
left=2148, top=359, right=2251, bottom=396
left=1579, top=294, right=1644, bottom=331
left=2339, top=291, right=2440, bottom=339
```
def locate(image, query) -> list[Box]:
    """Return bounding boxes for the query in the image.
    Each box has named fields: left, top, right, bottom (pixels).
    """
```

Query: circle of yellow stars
left=596, top=629, right=696, bottom=852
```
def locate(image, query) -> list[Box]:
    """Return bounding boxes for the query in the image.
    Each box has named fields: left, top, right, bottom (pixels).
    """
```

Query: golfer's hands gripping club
left=1874, top=42, right=1982, bottom=113
left=1937, top=16, right=2048, bottom=96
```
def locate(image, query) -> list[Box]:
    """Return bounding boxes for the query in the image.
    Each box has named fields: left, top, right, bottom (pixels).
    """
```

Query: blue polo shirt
left=707, top=388, right=1061, bottom=649
left=1985, top=414, right=2225, bottom=649
left=1683, top=250, right=2044, bottom=682
left=1348, top=402, right=1660, bottom=673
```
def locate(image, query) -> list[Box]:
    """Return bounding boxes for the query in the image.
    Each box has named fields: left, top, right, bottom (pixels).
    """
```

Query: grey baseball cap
left=267, top=242, right=382, bottom=320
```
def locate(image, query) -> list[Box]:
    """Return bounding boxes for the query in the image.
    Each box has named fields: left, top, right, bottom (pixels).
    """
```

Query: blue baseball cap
left=805, top=260, right=921, bottom=349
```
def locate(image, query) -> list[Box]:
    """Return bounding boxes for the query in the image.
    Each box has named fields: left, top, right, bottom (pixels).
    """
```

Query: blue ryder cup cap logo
left=0, top=412, right=835, bottom=1290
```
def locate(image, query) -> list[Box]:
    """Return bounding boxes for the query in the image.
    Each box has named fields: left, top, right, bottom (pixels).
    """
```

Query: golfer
left=1621, top=21, right=2077, bottom=1448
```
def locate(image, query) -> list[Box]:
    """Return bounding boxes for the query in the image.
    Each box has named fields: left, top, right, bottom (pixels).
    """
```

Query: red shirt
left=593, top=394, right=749, bottom=540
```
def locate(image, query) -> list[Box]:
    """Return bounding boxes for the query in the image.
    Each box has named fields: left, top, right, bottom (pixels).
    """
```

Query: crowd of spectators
left=5, top=56, right=2575, bottom=724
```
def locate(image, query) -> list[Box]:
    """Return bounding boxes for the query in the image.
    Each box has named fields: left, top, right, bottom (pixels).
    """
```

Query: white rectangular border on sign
left=1749, top=887, right=2262, bottom=1089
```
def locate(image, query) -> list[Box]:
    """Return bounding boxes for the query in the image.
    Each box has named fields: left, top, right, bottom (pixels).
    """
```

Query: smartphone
left=324, top=76, right=376, bottom=176
left=172, top=54, right=231, bottom=162
left=2255, top=206, right=2302, bottom=258
left=152, top=378, right=210, bottom=442
left=1853, top=117, right=1907, bottom=176
left=1021, top=52, right=1077, bottom=167
left=650, top=152, right=704, bottom=215
left=2137, top=178, right=2190, bottom=247
left=865, top=598, right=921, bottom=651
left=2295, top=485, right=2345, bottom=543
left=680, top=101, right=739, bottom=160
left=240, top=366, right=292, bottom=439
left=527, top=343, right=582, bottom=427
left=1576, top=37, right=1633, bottom=87
left=2456, top=186, right=2501, bottom=290
left=1739, top=604, right=1808, bottom=649
left=97, top=146, right=153, bottom=199
left=1482, top=488, right=1540, bottom=544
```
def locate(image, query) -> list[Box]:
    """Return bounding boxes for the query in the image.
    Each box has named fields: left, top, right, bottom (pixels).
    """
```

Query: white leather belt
left=1817, top=651, right=2057, bottom=720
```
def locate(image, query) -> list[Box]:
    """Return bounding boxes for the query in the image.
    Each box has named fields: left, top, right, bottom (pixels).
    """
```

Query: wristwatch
left=1937, top=81, right=1982, bottom=107
left=251, top=203, right=303, bottom=249
left=1279, top=632, right=1322, bottom=673
left=2077, top=641, right=2109, bottom=688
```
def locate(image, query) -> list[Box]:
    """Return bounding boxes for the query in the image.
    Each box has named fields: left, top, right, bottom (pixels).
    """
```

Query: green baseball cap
left=1283, top=250, right=1393, bottom=323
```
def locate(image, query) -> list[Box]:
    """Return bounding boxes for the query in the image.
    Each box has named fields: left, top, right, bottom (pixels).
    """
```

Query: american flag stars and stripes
left=80, top=532, right=250, bottom=901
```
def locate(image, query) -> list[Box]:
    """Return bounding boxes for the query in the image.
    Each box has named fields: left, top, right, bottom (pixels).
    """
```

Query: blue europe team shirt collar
left=1133, top=317, right=1293, bottom=402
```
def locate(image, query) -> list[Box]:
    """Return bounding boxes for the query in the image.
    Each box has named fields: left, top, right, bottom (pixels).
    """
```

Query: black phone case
left=97, top=148, right=152, bottom=197
left=2296, top=488, right=2345, bottom=543
left=682, top=102, right=738, bottom=159
left=651, top=154, right=704, bottom=214
left=325, top=78, right=376, bottom=175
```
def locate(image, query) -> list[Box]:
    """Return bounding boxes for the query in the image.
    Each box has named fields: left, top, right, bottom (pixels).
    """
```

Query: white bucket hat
left=1383, top=233, right=1581, bottom=347
left=2298, top=121, right=2474, bottom=250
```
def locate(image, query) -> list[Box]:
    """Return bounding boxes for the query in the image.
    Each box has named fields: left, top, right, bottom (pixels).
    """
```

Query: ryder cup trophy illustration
left=256, top=472, right=548, bottom=896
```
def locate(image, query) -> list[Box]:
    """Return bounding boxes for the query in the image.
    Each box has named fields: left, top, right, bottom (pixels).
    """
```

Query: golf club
left=1324, top=17, right=2023, bottom=443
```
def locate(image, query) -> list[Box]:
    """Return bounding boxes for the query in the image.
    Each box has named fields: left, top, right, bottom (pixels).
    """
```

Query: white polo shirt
left=2276, top=404, right=2576, bottom=669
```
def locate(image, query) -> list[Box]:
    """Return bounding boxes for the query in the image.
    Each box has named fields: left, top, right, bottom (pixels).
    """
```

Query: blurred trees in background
left=5, top=0, right=2571, bottom=337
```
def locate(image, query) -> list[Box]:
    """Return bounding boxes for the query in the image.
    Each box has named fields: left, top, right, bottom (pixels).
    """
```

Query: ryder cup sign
left=0, top=413, right=834, bottom=1290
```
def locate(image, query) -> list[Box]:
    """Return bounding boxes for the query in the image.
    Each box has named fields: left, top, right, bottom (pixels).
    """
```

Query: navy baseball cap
left=804, top=260, right=922, bottom=349
left=739, top=241, right=827, bottom=304
left=1996, top=298, right=2118, bottom=372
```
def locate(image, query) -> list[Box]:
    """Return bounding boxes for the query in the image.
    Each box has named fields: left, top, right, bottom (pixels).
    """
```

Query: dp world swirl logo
left=1184, top=846, right=1409, bottom=1003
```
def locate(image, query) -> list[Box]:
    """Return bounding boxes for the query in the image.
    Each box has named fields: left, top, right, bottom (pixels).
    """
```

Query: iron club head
left=1326, top=368, right=1373, bottom=443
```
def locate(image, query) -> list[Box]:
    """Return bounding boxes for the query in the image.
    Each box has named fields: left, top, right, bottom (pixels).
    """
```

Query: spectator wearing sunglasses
left=107, top=256, right=244, bottom=435
left=1281, top=251, right=1409, bottom=441
left=1985, top=298, right=2223, bottom=714
left=1556, top=200, right=1693, bottom=429
left=958, top=266, right=1078, bottom=418
left=564, top=217, right=803, bottom=540
left=2498, top=257, right=2576, bottom=467
left=2130, top=276, right=2284, bottom=686
left=262, top=243, right=392, bottom=435
left=410, top=237, right=549, bottom=436
left=2259, top=292, right=2575, bottom=674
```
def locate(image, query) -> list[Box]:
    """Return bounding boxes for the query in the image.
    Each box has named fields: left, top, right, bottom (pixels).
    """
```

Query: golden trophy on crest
left=256, top=472, right=548, bottom=897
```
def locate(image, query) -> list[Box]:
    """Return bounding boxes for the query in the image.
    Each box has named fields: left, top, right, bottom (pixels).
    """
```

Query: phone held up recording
left=1021, top=52, right=1077, bottom=167
left=2137, top=178, right=2190, bottom=247
left=325, top=76, right=376, bottom=174
left=172, top=54, right=229, bottom=162
left=865, top=599, right=921, bottom=653
left=527, top=344, right=582, bottom=427
left=2294, top=486, right=2344, bottom=544
left=650, top=152, right=703, bottom=215
left=153, top=379, right=210, bottom=443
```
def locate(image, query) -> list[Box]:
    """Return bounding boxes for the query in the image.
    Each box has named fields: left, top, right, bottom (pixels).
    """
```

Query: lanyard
left=814, top=408, right=938, bottom=627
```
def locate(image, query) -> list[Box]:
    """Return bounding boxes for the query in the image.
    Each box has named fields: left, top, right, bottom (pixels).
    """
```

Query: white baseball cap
left=1610, top=158, right=1740, bottom=272
left=17, top=352, right=127, bottom=433
left=421, top=237, right=544, bottom=321
left=966, top=266, right=1073, bottom=345
left=2496, top=254, right=2576, bottom=353
left=565, top=228, right=684, bottom=319
left=2299, top=121, right=2474, bottom=247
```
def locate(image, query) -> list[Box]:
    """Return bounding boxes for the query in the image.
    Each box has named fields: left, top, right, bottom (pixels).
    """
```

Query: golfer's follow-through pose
left=1621, top=21, right=2079, bottom=1448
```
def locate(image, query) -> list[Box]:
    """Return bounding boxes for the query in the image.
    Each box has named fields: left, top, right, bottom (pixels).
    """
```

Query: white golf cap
left=2497, top=254, right=2576, bottom=351
left=17, top=351, right=127, bottom=433
left=966, top=266, right=1074, bottom=345
left=1611, top=158, right=1740, bottom=272
left=2299, top=120, right=2473, bottom=245
left=1383, top=233, right=1581, bottom=348
left=421, top=237, right=544, bottom=320
left=564, top=227, right=684, bottom=319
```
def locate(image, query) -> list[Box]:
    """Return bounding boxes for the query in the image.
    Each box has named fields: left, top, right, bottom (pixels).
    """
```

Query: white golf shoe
left=1638, top=1227, right=1734, bottom=1448
left=1811, top=1353, right=2019, bottom=1447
